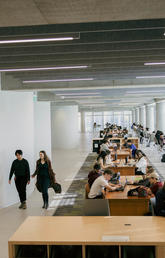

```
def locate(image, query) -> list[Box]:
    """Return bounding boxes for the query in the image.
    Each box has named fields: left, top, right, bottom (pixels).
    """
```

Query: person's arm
left=9, top=161, right=15, bottom=184
left=105, top=184, right=121, bottom=191
left=25, top=160, right=30, bottom=184
left=31, top=161, right=38, bottom=178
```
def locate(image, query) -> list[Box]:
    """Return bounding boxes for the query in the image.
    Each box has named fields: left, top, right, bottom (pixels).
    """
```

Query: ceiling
left=1, top=18, right=165, bottom=111
left=1, top=0, right=165, bottom=27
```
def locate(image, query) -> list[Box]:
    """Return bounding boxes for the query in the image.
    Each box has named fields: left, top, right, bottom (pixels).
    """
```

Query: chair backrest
left=83, top=199, right=110, bottom=216
left=85, top=183, right=90, bottom=199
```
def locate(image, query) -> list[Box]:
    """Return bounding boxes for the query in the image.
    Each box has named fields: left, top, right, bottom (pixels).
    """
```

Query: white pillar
left=0, top=91, right=35, bottom=208
left=80, top=111, right=85, bottom=133
left=139, top=106, right=146, bottom=127
left=156, top=100, right=165, bottom=133
left=34, top=101, right=52, bottom=161
left=132, top=109, right=135, bottom=123
left=51, top=104, right=79, bottom=149
left=146, top=103, right=155, bottom=132
left=135, top=108, right=140, bottom=123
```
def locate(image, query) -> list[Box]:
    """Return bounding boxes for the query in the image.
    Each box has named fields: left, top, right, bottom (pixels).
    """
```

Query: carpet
left=53, top=152, right=97, bottom=216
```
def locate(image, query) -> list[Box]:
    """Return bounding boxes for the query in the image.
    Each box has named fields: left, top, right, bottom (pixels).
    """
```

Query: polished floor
left=0, top=132, right=93, bottom=258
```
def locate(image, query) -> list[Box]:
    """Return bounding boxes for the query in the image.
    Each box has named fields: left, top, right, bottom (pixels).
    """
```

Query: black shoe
left=45, top=203, right=49, bottom=209
left=42, top=203, right=45, bottom=209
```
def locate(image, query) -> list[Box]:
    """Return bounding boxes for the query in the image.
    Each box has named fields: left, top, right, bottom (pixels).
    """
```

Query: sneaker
left=18, top=203, right=23, bottom=209
left=22, top=202, right=27, bottom=209
left=45, top=203, right=49, bottom=209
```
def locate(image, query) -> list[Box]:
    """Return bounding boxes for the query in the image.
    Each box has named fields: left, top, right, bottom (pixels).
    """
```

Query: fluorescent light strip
left=23, top=78, right=94, bottom=83
left=144, top=62, right=165, bottom=65
left=63, top=95, right=101, bottom=99
left=127, top=90, right=165, bottom=94
left=56, top=92, right=100, bottom=96
left=0, top=65, right=88, bottom=72
left=136, top=75, right=165, bottom=79
left=0, top=37, right=74, bottom=44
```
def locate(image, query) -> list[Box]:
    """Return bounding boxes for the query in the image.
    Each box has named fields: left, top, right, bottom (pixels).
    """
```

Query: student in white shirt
left=88, top=169, right=121, bottom=199
left=135, top=151, right=147, bottom=176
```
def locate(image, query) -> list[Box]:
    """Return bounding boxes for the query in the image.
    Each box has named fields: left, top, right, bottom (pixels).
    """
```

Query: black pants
left=135, top=170, right=145, bottom=176
left=15, top=176, right=28, bottom=203
left=39, top=176, right=50, bottom=204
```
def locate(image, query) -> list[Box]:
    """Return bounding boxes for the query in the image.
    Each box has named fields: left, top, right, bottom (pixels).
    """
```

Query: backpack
left=127, top=187, right=148, bottom=197
left=161, top=154, right=165, bottom=162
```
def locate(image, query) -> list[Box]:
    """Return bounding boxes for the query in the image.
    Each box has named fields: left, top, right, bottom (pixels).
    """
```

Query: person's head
left=39, top=150, right=49, bottom=162
left=15, top=150, right=23, bottom=160
left=93, top=163, right=101, bottom=172
left=103, top=169, right=114, bottom=181
left=148, top=172, right=159, bottom=185
left=146, top=167, right=155, bottom=175
left=136, top=150, right=143, bottom=159
left=103, top=138, right=109, bottom=144
left=127, top=139, right=132, bottom=146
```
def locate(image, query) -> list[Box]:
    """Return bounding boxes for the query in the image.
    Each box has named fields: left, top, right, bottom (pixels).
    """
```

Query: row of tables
left=92, top=132, right=149, bottom=216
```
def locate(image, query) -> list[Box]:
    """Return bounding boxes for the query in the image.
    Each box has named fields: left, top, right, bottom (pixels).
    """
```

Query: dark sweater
left=9, top=159, right=30, bottom=181
left=155, top=189, right=165, bottom=216
left=88, top=170, right=101, bottom=187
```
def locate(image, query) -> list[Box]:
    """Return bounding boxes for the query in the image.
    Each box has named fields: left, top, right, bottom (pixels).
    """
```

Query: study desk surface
left=9, top=216, right=165, bottom=245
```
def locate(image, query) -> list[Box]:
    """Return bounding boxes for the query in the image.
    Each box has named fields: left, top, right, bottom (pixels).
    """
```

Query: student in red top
left=88, top=163, right=101, bottom=187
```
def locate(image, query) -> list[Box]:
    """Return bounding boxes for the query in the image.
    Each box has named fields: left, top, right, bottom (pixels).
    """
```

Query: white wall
left=34, top=101, right=52, bottom=161
left=0, top=91, right=35, bottom=208
left=51, top=105, right=79, bottom=149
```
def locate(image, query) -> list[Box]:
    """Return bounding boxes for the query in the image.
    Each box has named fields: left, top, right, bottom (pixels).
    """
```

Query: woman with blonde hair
left=32, top=151, right=55, bottom=209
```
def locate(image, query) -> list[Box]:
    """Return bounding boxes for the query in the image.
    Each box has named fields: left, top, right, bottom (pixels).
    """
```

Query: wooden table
left=8, top=216, right=165, bottom=258
left=106, top=176, right=149, bottom=216
left=108, top=160, right=136, bottom=175
left=111, top=150, right=131, bottom=159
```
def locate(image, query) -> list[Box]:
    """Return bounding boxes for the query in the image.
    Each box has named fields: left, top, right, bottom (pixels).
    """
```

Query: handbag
left=51, top=182, right=62, bottom=193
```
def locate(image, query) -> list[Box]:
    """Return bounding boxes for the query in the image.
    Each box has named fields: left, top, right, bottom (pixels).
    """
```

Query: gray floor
left=140, top=141, right=165, bottom=180
left=0, top=132, right=94, bottom=258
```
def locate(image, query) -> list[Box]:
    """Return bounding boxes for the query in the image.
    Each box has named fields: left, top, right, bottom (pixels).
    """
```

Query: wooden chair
left=85, top=183, right=90, bottom=199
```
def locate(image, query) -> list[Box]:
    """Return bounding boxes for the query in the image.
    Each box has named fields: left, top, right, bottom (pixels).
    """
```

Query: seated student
left=155, top=182, right=165, bottom=216
left=100, top=139, right=110, bottom=152
left=88, top=169, right=121, bottom=199
left=135, top=151, right=147, bottom=176
left=147, top=172, right=163, bottom=196
left=142, top=172, right=163, bottom=215
left=88, top=163, right=102, bottom=188
left=97, top=150, right=111, bottom=170
left=127, top=139, right=137, bottom=158
left=134, top=167, right=154, bottom=187
left=122, top=138, right=129, bottom=148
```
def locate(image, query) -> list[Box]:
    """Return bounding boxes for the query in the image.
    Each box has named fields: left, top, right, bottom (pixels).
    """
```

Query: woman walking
left=32, top=151, right=56, bottom=209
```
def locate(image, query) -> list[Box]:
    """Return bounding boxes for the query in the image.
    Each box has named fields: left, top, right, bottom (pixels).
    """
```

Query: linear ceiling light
left=0, top=65, right=88, bottom=72
left=144, top=62, right=165, bottom=65
left=62, top=95, right=101, bottom=99
left=136, top=75, right=165, bottom=79
left=56, top=92, right=100, bottom=96
left=23, top=78, right=94, bottom=83
left=0, top=37, right=74, bottom=44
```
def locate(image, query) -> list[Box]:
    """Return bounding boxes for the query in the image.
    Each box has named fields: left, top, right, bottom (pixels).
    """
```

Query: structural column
left=135, top=108, right=140, bottom=124
left=80, top=111, right=86, bottom=133
left=146, top=103, right=155, bottom=132
left=139, top=105, right=146, bottom=127
left=156, top=100, right=165, bottom=133
left=132, top=109, right=135, bottom=123
left=51, top=104, right=79, bottom=149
